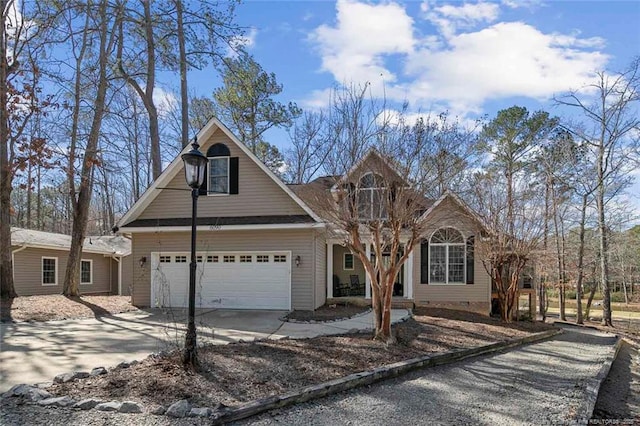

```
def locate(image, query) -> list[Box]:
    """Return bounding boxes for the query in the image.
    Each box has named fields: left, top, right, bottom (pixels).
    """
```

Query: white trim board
left=120, top=223, right=325, bottom=234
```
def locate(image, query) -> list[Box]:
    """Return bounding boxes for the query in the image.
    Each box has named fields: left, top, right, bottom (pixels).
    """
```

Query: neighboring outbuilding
left=10, top=228, right=132, bottom=297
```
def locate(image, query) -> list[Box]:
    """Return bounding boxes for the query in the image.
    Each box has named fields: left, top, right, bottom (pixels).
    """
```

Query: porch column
left=326, top=242, right=334, bottom=299
left=406, top=250, right=413, bottom=299
left=365, top=243, right=371, bottom=299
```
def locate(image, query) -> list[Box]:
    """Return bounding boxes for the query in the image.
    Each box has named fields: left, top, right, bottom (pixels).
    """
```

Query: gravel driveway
left=0, top=325, right=618, bottom=425
left=237, top=325, right=617, bottom=426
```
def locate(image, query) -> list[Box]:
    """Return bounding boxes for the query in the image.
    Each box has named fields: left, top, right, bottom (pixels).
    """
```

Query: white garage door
left=151, top=251, right=291, bottom=310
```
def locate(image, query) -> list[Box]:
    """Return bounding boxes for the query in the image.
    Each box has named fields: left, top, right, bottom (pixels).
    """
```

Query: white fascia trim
left=121, top=223, right=326, bottom=233
left=15, top=243, right=115, bottom=255
left=117, top=117, right=322, bottom=228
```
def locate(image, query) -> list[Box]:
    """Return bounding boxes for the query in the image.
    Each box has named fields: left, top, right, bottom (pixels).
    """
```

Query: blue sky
left=176, top=0, right=640, bottom=212
left=184, top=0, right=639, bottom=128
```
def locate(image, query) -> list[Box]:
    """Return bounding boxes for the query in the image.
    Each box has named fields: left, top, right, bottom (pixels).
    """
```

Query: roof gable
left=117, top=117, right=321, bottom=228
left=332, top=149, right=408, bottom=190
left=420, top=191, right=488, bottom=233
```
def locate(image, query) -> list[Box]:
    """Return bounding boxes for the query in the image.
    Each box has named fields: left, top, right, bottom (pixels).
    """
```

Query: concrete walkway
left=0, top=308, right=410, bottom=392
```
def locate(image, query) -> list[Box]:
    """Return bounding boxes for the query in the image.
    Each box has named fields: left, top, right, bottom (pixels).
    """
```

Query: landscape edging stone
left=208, top=328, right=562, bottom=424
left=573, top=335, right=623, bottom=426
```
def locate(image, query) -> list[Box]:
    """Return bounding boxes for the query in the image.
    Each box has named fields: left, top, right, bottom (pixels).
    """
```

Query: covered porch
left=326, top=241, right=414, bottom=302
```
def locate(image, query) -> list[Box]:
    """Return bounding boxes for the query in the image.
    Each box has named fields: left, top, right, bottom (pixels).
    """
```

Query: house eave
left=118, top=223, right=326, bottom=233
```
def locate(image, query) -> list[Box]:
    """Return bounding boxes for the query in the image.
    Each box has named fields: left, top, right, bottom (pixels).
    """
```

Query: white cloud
left=227, top=27, right=258, bottom=57
left=307, top=1, right=610, bottom=114
left=310, top=0, right=415, bottom=86
left=153, top=87, right=178, bottom=117
left=423, top=1, right=500, bottom=39
left=405, top=21, right=609, bottom=112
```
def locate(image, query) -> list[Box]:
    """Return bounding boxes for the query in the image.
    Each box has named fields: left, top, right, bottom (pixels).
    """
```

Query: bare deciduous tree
left=556, top=58, right=640, bottom=326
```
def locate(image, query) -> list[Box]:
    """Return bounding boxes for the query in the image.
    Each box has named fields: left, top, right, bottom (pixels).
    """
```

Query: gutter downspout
left=110, top=254, right=122, bottom=295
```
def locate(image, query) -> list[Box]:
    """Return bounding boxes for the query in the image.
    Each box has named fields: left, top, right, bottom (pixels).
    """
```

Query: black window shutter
left=420, top=241, right=429, bottom=284
left=466, top=236, right=475, bottom=284
left=229, top=157, right=239, bottom=194
left=198, top=163, right=208, bottom=195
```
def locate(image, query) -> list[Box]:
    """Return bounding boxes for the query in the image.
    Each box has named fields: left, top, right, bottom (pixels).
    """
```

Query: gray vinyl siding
left=110, top=259, right=119, bottom=294
left=120, top=254, right=133, bottom=296
left=12, top=247, right=113, bottom=296
left=412, top=197, right=491, bottom=304
left=131, top=229, right=315, bottom=310
left=313, top=232, right=326, bottom=309
left=137, top=129, right=307, bottom=220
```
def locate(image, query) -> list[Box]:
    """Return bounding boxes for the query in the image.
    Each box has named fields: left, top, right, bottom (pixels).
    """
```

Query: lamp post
left=181, top=138, right=207, bottom=367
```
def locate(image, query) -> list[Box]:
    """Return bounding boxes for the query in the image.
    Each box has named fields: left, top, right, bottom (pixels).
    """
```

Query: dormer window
left=357, top=173, right=387, bottom=220
left=202, top=143, right=239, bottom=195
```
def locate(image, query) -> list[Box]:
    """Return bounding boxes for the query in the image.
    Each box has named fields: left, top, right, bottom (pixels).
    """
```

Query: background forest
left=1, top=1, right=638, bottom=324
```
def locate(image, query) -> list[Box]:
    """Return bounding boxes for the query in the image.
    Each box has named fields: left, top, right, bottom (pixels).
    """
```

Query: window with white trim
left=160, top=256, right=171, bottom=263
left=80, top=259, right=92, bottom=285
left=357, top=173, right=388, bottom=220
left=196, top=255, right=203, bottom=263
left=175, top=256, right=187, bottom=263
left=256, top=255, right=269, bottom=263
left=42, top=257, right=57, bottom=286
left=223, top=255, right=235, bottom=263
left=240, top=255, right=252, bottom=263
left=207, top=255, right=218, bottom=263
left=274, top=255, right=287, bottom=263
left=429, top=228, right=465, bottom=284
left=343, top=253, right=354, bottom=270
left=208, top=157, right=229, bottom=194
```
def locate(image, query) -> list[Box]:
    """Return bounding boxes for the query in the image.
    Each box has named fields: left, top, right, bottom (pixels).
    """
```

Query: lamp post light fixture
left=181, top=137, right=208, bottom=367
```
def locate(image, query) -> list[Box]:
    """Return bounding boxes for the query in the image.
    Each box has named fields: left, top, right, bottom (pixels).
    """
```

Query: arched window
left=357, top=173, right=387, bottom=220
left=429, top=227, right=465, bottom=284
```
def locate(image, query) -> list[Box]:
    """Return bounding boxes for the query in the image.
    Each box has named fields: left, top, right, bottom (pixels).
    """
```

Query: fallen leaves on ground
left=0, top=295, right=138, bottom=322
left=48, top=308, right=554, bottom=408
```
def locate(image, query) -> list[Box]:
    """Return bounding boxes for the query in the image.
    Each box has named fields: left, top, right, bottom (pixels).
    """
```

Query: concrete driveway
left=0, top=309, right=285, bottom=392
left=0, top=308, right=409, bottom=393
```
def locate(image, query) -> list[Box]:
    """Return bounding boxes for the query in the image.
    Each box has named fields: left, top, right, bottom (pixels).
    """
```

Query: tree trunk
left=118, top=1, right=161, bottom=179
left=575, top=194, right=588, bottom=324
left=64, top=0, right=117, bottom=296
left=585, top=283, right=597, bottom=320
left=0, top=0, right=16, bottom=299
left=175, top=0, right=189, bottom=148
left=597, top=170, right=613, bottom=326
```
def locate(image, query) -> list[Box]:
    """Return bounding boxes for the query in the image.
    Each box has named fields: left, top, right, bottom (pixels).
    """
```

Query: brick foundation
left=414, top=301, right=491, bottom=316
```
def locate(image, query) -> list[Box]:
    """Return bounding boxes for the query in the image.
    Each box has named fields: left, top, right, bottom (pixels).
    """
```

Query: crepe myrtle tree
left=470, top=170, right=545, bottom=322
left=303, top=151, right=430, bottom=343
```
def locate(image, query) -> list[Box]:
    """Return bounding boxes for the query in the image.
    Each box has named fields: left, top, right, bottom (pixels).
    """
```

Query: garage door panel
left=151, top=251, right=290, bottom=310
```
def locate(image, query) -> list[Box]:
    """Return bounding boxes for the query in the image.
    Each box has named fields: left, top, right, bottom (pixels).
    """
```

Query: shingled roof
left=10, top=228, right=131, bottom=256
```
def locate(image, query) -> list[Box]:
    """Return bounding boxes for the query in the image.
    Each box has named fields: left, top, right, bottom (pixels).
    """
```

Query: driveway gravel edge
left=210, top=328, right=563, bottom=425
left=574, top=335, right=622, bottom=425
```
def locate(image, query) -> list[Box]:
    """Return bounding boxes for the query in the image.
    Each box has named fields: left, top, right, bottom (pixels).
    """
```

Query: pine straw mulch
left=0, top=295, right=139, bottom=322
left=47, top=308, right=554, bottom=409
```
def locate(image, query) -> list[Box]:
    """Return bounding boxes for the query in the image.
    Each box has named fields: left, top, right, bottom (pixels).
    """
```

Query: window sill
left=427, top=282, right=468, bottom=286
left=206, top=193, right=230, bottom=197
left=42, top=283, right=58, bottom=286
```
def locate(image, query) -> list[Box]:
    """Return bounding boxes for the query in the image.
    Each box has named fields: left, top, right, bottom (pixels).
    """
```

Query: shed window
left=42, top=257, right=57, bottom=286
left=80, top=259, right=92, bottom=285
